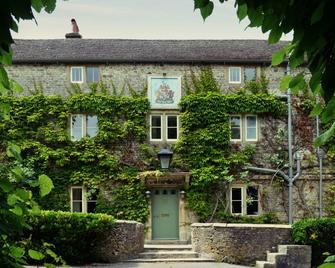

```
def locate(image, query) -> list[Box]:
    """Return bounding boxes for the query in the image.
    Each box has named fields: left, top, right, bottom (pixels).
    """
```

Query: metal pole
left=287, top=65, right=294, bottom=224
left=316, top=115, right=323, bottom=217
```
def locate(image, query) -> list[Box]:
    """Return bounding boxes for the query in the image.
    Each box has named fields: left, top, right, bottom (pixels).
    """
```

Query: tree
left=194, top=0, right=335, bottom=146
left=0, top=1, right=56, bottom=267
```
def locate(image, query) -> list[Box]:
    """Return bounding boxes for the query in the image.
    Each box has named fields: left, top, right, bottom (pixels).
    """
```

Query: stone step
left=145, top=240, right=189, bottom=245
left=144, top=244, right=193, bottom=251
left=255, top=260, right=276, bottom=268
left=138, top=250, right=199, bottom=259
left=267, top=252, right=287, bottom=263
left=126, top=257, right=215, bottom=263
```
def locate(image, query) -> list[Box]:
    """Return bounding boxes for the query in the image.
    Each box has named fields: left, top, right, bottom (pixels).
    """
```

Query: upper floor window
left=229, top=67, right=241, bottom=84
left=71, top=114, right=98, bottom=141
left=244, top=67, right=256, bottom=82
left=71, top=66, right=100, bottom=84
left=86, top=67, right=100, bottom=83
left=230, top=114, right=258, bottom=142
left=230, top=185, right=259, bottom=216
left=150, top=113, right=179, bottom=142
left=71, top=67, right=84, bottom=83
left=70, top=186, right=98, bottom=213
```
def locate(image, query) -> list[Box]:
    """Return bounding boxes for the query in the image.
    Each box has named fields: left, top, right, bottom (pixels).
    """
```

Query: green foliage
left=244, top=74, right=269, bottom=94
left=324, top=185, right=335, bottom=216
left=24, top=210, right=115, bottom=265
left=292, top=218, right=335, bottom=266
left=216, top=211, right=280, bottom=224
left=175, top=92, right=285, bottom=221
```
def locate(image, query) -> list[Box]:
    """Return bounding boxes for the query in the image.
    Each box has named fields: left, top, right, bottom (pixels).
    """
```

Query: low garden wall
left=191, top=223, right=292, bottom=265
left=97, top=220, right=144, bottom=262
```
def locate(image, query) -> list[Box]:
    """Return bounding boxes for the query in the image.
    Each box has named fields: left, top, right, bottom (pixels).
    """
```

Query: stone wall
left=6, top=63, right=286, bottom=96
left=191, top=223, right=292, bottom=265
left=96, top=220, right=144, bottom=262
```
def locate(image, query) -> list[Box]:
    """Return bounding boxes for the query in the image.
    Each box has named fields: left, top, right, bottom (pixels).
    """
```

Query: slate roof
left=12, top=39, right=288, bottom=64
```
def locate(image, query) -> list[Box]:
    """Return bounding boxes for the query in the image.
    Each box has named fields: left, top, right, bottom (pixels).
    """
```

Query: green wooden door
left=152, top=189, right=179, bottom=240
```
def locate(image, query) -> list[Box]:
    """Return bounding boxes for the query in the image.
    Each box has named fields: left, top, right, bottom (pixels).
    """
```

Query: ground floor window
left=70, top=186, right=98, bottom=213
left=230, top=185, right=259, bottom=216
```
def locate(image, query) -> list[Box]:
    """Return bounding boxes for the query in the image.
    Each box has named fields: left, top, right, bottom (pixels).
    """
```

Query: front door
left=152, top=188, right=179, bottom=240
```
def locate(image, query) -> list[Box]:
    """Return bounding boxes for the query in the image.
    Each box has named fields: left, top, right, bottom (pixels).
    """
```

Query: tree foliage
left=194, top=0, right=335, bottom=145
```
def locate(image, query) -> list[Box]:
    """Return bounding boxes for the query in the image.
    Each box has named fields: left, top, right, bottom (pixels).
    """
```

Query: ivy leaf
left=289, top=73, right=306, bottom=94
left=310, top=102, right=323, bottom=117
left=38, top=174, right=54, bottom=197
left=43, top=0, right=57, bottom=13
left=32, top=0, right=43, bottom=12
left=325, top=255, right=335, bottom=263
left=0, top=178, right=13, bottom=192
left=10, top=79, right=24, bottom=93
left=194, top=0, right=209, bottom=9
left=318, top=263, right=335, bottom=268
left=15, top=189, right=31, bottom=201
left=28, top=249, right=45, bottom=260
left=279, top=75, right=292, bottom=91
left=311, top=2, right=325, bottom=25
left=237, top=4, right=248, bottom=21
left=272, top=48, right=286, bottom=66
left=10, top=205, right=23, bottom=216
left=6, top=144, right=22, bottom=162
left=9, top=246, right=25, bottom=258
left=200, top=1, right=214, bottom=21
left=314, top=121, right=335, bottom=147
left=268, top=26, right=282, bottom=44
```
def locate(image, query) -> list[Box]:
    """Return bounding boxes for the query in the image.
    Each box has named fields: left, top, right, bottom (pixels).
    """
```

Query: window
left=230, top=115, right=258, bottom=142
left=71, top=114, right=98, bottom=141
left=71, top=67, right=84, bottom=83
left=70, top=187, right=98, bottom=213
left=230, top=116, right=241, bottom=141
left=86, top=67, right=100, bottom=83
left=166, top=115, right=178, bottom=141
left=244, top=67, right=256, bottom=82
left=245, top=115, right=257, bottom=141
left=229, top=67, right=241, bottom=83
left=230, top=185, right=259, bottom=216
left=150, top=114, right=179, bottom=142
left=150, top=115, right=162, bottom=141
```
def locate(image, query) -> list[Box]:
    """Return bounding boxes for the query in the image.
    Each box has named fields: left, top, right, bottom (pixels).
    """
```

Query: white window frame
left=150, top=114, right=163, bottom=141
left=229, top=67, right=242, bottom=84
left=70, top=186, right=86, bottom=213
left=230, top=115, right=242, bottom=142
left=230, top=186, right=243, bottom=215
left=70, top=66, right=84, bottom=84
left=166, top=114, right=179, bottom=141
left=245, top=114, right=258, bottom=142
left=70, top=114, right=98, bottom=141
left=86, top=66, right=100, bottom=83
left=230, top=185, right=260, bottom=216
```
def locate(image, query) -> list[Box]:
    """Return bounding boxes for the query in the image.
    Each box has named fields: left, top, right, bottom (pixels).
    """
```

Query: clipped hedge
left=26, top=210, right=115, bottom=265
left=292, top=217, right=335, bottom=266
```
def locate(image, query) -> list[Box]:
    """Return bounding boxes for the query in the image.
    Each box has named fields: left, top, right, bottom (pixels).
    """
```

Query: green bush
left=25, top=210, right=115, bottom=265
left=216, top=212, right=281, bottom=224
left=292, top=217, right=335, bottom=266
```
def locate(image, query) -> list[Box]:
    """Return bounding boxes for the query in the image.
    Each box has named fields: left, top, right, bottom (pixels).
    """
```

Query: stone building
left=6, top=37, right=333, bottom=243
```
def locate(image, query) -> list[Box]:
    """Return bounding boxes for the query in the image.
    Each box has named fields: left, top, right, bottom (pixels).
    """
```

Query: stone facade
left=191, top=223, right=292, bottom=265
left=96, top=220, right=144, bottom=262
left=6, top=63, right=286, bottom=96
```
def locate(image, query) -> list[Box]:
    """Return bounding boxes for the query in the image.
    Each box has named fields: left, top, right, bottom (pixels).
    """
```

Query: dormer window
left=70, top=66, right=100, bottom=83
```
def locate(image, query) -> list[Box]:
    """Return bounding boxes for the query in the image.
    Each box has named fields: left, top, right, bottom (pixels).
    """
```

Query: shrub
left=25, top=210, right=115, bottom=265
left=216, top=211, right=281, bottom=224
left=292, top=217, right=335, bottom=266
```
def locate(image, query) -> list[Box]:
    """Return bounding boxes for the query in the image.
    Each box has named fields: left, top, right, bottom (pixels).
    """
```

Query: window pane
left=246, top=116, right=256, bottom=127
left=231, top=128, right=241, bottom=140
left=247, top=186, right=258, bottom=199
left=87, top=115, right=98, bottom=137
left=151, top=116, right=161, bottom=127
left=244, top=68, right=256, bottom=82
left=232, top=201, right=242, bottom=213
left=246, top=128, right=256, bottom=140
left=86, top=67, right=100, bottom=83
left=231, top=116, right=240, bottom=127
left=167, top=116, right=177, bottom=127
left=71, top=115, right=83, bottom=140
left=72, top=188, right=82, bottom=200
left=247, top=201, right=258, bottom=215
left=72, top=201, right=82, bottom=212
left=230, top=116, right=241, bottom=140
left=151, top=128, right=161, bottom=139
left=229, top=67, right=241, bottom=82
left=232, top=188, right=242, bottom=200
left=71, top=67, right=83, bottom=82
left=167, top=128, right=177, bottom=139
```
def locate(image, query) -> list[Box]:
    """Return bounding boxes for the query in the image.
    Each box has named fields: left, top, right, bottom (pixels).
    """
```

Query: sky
left=13, top=0, right=293, bottom=40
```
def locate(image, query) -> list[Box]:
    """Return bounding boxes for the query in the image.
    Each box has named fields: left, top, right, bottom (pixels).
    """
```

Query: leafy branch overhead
left=194, top=0, right=335, bottom=145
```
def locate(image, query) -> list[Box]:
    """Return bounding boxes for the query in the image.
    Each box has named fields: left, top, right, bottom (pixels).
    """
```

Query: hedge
left=25, top=210, right=115, bottom=265
left=292, top=217, right=335, bottom=266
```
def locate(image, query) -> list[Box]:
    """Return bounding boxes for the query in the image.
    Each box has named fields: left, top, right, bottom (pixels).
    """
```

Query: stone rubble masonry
left=95, top=220, right=144, bottom=262
left=191, top=223, right=292, bottom=266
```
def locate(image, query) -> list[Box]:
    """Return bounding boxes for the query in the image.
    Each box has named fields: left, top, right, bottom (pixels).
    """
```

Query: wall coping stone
left=191, top=223, right=291, bottom=228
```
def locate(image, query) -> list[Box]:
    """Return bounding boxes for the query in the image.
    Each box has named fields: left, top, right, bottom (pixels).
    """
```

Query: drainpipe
left=316, top=115, right=324, bottom=218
